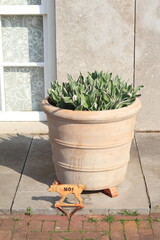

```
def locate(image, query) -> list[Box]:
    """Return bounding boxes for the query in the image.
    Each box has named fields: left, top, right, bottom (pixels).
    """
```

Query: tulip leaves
left=48, top=71, right=143, bottom=111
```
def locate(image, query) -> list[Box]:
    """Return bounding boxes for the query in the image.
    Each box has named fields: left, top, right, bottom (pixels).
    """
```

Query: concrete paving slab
left=12, top=137, right=149, bottom=215
left=16, top=135, right=56, bottom=192
left=0, top=173, right=22, bottom=214
left=12, top=135, right=58, bottom=214
left=0, top=134, right=32, bottom=174
left=12, top=191, right=60, bottom=215
left=135, top=133, right=160, bottom=213
left=0, top=134, right=32, bottom=214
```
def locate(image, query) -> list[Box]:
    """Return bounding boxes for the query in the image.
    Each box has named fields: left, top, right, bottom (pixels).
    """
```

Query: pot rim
left=41, top=97, right=141, bottom=122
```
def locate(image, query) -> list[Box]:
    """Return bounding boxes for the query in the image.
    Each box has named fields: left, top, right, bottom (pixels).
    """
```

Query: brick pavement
left=0, top=214, right=160, bottom=240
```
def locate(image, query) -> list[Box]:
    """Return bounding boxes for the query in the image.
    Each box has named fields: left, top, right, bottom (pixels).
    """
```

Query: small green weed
left=147, top=217, right=153, bottom=223
left=103, top=230, right=110, bottom=234
left=12, top=217, right=20, bottom=222
left=102, top=215, right=115, bottom=223
left=88, top=216, right=98, bottom=222
left=79, top=230, right=87, bottom=234
left=82, top=239, right=94, bottom=240
left=25, top=207, right=33, bottom=216
left=48, top=231, right=53, bottom=240
left=154, top=218, right=160, bottom=222
left=135, top=218, right=140, bottom=226
left=100, top=230, right=110, bottom=238
left=32, top=230, right=40, bottom=233
left=120, top=220, right=127, bottom=240
left=120, top=219, right=125, bottom=225
left=119, top=210, right=139, bottom=216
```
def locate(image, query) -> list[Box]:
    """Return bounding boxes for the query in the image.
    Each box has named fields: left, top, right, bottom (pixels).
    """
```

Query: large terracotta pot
left=41, top=98, right=141, bottom=191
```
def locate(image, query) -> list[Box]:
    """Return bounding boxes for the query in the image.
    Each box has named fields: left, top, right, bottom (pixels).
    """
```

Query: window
left=0, top=0, right=56, bottom=121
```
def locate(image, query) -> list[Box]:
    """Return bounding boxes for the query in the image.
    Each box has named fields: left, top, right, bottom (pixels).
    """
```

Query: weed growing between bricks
left=120, top=220, right=126, bottom=240
left=0, top=214, right=160, bottom=239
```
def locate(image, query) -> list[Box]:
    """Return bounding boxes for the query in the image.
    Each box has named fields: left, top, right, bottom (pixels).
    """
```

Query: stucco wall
left=56, top=0, right=160, bottom=131
left=135, top=0, right=160, bottom=131
left=56, top=0, right=134, bottom=82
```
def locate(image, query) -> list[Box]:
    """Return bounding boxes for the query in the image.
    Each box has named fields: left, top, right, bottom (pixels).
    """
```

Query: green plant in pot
left=41, top=71, right=143, bottom=193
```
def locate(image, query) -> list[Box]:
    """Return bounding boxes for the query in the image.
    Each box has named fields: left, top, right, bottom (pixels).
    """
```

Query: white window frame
left=0, top=0, right=56, bottom=121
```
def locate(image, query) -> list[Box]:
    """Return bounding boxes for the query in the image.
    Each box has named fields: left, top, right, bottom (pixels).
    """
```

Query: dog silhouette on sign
left=48, top=182, right=86, bottom=207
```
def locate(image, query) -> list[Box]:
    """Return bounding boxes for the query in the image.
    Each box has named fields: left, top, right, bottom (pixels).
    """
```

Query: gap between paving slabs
left=135, top=133, right=160, bottom=213
left=0, top=134, right=33, bottom=214
left=10, top=137, right=34, bottom=213
left=135, top=135, right=151, bottom=213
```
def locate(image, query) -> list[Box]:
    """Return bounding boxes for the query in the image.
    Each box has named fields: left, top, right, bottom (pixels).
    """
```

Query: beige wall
left=135, top=0, right=160, bottom=130
left=56, top=0, right=160, bottom=131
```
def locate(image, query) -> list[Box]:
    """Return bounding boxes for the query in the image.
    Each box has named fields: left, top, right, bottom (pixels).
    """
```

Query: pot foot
left=103, top=187, right=118, bottom=198
left=53, top=179, right=61, bottom=185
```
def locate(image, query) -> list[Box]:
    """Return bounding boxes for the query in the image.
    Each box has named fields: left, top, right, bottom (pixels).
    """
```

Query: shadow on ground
left=0, top=134, right=55, bottom=187
left=0, top=134, right=104, bottom=209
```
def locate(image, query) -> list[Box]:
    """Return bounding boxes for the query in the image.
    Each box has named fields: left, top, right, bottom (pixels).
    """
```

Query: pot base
left=53, top=179, right=118, bottom=198
left=103, top=187, right=118, bottom=198
left=54, top=160, right=128, bottom=191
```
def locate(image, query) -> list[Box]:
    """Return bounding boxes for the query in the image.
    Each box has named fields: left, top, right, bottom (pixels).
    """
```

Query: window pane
left=4, top=67, right=44, bottom=111
left=0, top=0, right=41, bottom=5
left=2, top=16, right=44, bottom=62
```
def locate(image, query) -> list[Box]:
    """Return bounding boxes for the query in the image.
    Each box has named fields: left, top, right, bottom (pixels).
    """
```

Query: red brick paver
left=69, top=216, right=84, bottom=231
left=150, top=213, right=160, bottom=220
left=138, top=220, right=154, bottom=240
left=0, top=230, right=12, bottom=240
left=110, top=221, right=124, bottom=239
left=114, top=215, right=148, bottom=221
left=124, top=221, right=140, bottom=240
left=42, top=221, right=55, bottom=231
left=82, top=231, right=109, bottom=240
left=96, top=221, right=109, bottom=231
left=83, top=220, right=97, bottom=231
left=0, top=214, right=160, bottom=239
left=55, top=219, right=69, bottom=231
left=52, top=231, right=84, bottom=240
left=27, top=231, right=50, bottom=240
left=152, top=221, right=160, bottom=240
left=14, top=221, right=29, bottom=231
left=12, top=230, right=27, bottom=240
left=31, top=214, right=64, bottom=221
left=0, top=219, right=14, bottom=230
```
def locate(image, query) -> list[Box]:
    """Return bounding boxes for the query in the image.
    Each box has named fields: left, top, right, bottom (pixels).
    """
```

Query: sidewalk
left=0, top=213, right=160, bottom=240
left=0, top=132, right=160, bottom=215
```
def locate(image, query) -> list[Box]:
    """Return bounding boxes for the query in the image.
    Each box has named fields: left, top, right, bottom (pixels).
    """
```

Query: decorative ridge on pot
left=41, top=97, right=141, bottom=123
